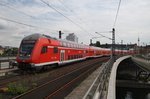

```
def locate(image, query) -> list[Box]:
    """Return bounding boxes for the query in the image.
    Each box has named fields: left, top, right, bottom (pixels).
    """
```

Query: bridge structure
left=66, top=55, right=150, bottom=99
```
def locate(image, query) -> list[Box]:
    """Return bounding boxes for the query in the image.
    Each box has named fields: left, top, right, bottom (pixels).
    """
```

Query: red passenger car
left=16, top=33, right=133, bottom=70
left=17, top=34, right=91, bottom=70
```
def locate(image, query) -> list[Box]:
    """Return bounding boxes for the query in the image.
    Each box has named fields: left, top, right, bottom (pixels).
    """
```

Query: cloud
left=0, top=0, right=150, bottom=47
left=0, top=20, right=8, bottom=29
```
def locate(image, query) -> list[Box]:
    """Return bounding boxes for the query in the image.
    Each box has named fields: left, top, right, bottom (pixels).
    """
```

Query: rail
left=0, top=56, right=16, bottom=70
left=83, top=57, right=114, bottom=99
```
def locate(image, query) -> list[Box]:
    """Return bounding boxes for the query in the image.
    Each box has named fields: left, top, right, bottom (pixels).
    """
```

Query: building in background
left=66, top=33, right=78, bottom=43
left=0, top=45, right=18, bottom=56
left=0, top=46, right=4, bottom=55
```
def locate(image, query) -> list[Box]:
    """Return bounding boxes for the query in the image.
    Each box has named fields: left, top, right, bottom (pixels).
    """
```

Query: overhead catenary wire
left=0, top=1, right=59, bottom=28
left=0, top=16, right=56, bottom=33
left=95, top=0, right=122, bottom=42
left=0, top=16, right=36, bottom=27
left=40, top=0, right=93, bottom=36
left=0, top=1, right=59, bottom=33
left=0, top=2, right=35, bottom=18
left=57, top=0, right=87, bottom=25
left=113, top=0, right=121, bottom=28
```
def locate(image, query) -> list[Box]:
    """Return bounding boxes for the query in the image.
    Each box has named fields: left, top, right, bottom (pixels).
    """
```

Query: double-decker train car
left=16, top=33, right=132, bottom=70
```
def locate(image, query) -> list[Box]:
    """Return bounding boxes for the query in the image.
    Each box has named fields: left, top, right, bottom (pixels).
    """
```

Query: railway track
left=12, top=57, right=109, bottom=99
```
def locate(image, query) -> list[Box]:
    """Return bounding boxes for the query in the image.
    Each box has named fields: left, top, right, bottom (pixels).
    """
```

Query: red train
left=16, top=34, right=133, bottom=70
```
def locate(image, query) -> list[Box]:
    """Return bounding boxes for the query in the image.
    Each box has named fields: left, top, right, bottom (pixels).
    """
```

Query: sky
left=0, top=0, right=150, bottom=47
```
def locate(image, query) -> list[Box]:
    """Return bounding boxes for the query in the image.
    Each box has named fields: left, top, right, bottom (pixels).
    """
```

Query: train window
left=76, top=55, right=78, bottom=58
left=67, top=43, right=69, bottom=47
left=70, top=44, right=72, bottom=47
left=68, top=55, right=70, bottom=60
left=72, top=44, right=74, bottom=48
left=69, top=43, right=70, bottom=47
left=54, top=47, right=58, bottom=54
left=68, top=43, right=70, bottom=47
left=75, top=44, right=77, bottom=48
left=64, top=42, right=67, bottom=47
left=86, top=50, right=88, bottom=53
left=60, top=42, right=63, bottom=47
left=62, top=42, right=64, bottom=46
left=74, top=55, right=76, bottom=59
left=61, top=42, right=64, bottom=47
left=71, top=55, right=73, bottom=59
left=41, top=46, right=47, bottom=54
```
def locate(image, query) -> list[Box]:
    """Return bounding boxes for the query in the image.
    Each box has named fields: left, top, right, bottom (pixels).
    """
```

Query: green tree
left=95, top=41, right=101, bottom=47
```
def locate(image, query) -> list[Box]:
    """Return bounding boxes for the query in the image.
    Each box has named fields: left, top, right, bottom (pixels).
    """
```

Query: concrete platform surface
left=65, top=64, right=103, bottom=99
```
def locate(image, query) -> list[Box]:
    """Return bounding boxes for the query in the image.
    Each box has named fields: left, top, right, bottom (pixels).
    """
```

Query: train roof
left=22, top=33, right=111, bottom=50
left=23, top=33, right=57, bottom=41
left=90, top=46, right=111, bottom=51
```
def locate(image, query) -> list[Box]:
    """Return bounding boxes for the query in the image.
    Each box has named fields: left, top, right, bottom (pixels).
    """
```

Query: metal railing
left=0, top=56, right=16, bottom=70
left=83, top=58, right=114, bottom=99
left=134, top=54, right=150, bottom=60
left=132, top=56, right=150, bottom=72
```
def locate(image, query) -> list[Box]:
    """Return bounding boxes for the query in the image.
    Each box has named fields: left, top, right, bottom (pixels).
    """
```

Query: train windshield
left=20, top=42, right=35, bottom=56
left=20, top=44, right=34, bottom=54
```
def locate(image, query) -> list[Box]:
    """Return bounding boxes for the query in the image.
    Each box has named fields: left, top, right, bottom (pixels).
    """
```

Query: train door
left=60, top=50, right=65, bottom=62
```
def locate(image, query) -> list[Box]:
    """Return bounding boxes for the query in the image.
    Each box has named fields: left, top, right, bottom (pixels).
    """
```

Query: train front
left=16, top=34, right=40, bottom=70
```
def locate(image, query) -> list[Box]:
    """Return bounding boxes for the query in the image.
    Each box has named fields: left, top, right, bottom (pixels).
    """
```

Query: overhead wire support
left=95, top=31, right=112, bottom=34
left=95, top=32, right=112, bottom=40
left=40, top=0, right=91, bottom=35
left=113, top=0, right=121, bottom=28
